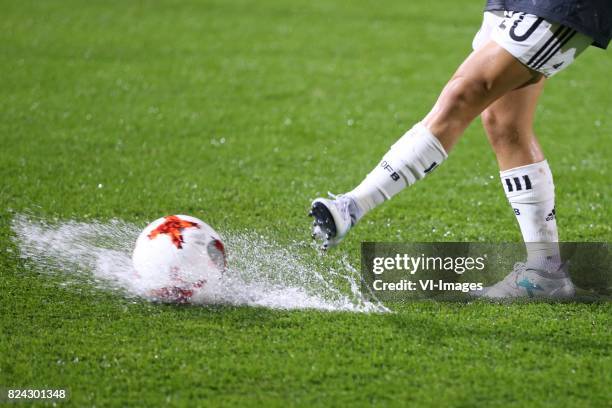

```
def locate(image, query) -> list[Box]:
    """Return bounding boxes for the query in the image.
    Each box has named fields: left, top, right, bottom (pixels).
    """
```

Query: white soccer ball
left=132, top=215, right=226, bottom=303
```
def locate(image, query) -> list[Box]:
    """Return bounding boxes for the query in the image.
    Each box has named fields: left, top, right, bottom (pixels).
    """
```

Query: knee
left=445, top=76, right=491, bottom=108
left=481, top=109, right=524, bottom=149
left=428, top=76, right=491, bottom=137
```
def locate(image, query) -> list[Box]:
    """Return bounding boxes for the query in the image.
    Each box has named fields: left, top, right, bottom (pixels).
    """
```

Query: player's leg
left=310, top=11, right=593, bottom=250
left=348, top=40, right=541, bottom=210
left=481, top=77, right=546, bottom=170
left=310, top=40, right=539, bottom=249
left=476, top=79, right=574, bottom=298
left=421, top=41, right=540, bottom=152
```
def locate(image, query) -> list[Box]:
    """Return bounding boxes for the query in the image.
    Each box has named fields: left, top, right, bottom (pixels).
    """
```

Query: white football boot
left=472, top=262, right=575, bottom=299
left=309, top=193, right=359, bottom=250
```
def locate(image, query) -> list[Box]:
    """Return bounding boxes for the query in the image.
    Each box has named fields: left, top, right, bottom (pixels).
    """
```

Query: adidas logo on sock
left=504, top=175, right=532, bottom=193
left=546, top=208, right=556, bottom=221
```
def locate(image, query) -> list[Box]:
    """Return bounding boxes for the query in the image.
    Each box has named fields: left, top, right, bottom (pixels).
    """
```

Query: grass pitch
left=1, top=0, right=611, bottom=406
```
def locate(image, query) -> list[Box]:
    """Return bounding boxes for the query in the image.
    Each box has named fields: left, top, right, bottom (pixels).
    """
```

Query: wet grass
left=1, top=0, right=610, bottom=406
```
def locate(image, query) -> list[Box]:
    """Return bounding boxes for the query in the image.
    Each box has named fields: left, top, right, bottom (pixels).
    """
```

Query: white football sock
left=347, top=122, right=447, bottom=220
left=500, top=160, right=562, bottom=272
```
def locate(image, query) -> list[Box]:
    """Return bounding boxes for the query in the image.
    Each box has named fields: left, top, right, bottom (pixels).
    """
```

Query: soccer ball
left=132, top=215, right=226, bottom=303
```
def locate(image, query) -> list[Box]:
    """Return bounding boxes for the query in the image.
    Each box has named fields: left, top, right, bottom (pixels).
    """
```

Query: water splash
left=11, top=215, right=388, bottom=313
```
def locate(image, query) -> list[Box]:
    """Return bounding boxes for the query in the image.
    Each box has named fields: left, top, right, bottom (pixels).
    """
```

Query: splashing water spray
left=11, top=214, right=388, bottom=313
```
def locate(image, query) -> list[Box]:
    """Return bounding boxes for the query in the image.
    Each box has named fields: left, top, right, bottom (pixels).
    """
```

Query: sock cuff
left=416, top=122, right=448, bottom=159
left=392, top=122, right=448, bottom=159
left=500, top=160, right=554, bottom=203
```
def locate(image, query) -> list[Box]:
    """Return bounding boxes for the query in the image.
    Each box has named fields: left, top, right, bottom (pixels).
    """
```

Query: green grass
left=1, top=0, right=611, bottom=406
